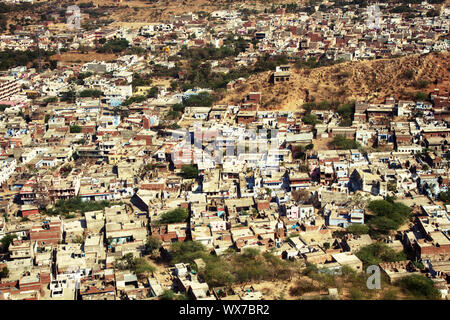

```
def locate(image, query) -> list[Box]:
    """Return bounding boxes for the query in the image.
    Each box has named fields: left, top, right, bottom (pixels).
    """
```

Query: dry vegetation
left=73, top=0, right=297, bottom=23
left=51, top=51, right=117, bottom=64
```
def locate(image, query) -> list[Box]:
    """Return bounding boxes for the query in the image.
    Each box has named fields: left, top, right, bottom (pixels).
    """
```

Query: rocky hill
left=220, top=52, right=450, bottom=111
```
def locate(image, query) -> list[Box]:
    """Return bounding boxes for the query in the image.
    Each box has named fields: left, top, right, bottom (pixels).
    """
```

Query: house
left=29, top=217, right=63, bottom=246
left=379, top=261, right=420, bottom=283
left=331, top=252, right=363, bottom=272
left=273, top=70, right=291, bottom=83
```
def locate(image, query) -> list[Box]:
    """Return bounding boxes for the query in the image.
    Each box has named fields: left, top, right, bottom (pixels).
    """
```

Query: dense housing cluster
left=0, top=0, right=448, bottom=301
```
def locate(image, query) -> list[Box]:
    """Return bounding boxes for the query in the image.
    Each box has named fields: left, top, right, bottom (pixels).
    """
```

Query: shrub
left=396, top=275, right=440, bottom=300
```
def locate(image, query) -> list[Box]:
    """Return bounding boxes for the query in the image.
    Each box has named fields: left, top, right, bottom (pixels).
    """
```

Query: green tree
left=79, top=89, right=102, bottom=98
left=147, top=86, right=159, bottom=98
left=302, top=113, right=319, bottom=125
left=145, top=236, right=162, bottom=252
left=356, top=243, right=406, bottom=267
left=70, top=125, right=82, bottom=133
left=346, top=224, right=369, bottom=235
left=181, top=164, right=199, bottom=179
left=0, top=234, right=17, bottom=252
left=387, top=181, right=397, bottom=192
left=0, top=266, right=9, bottom=279
left=159, top=208, right=188, bottom=224
left=331, top=135, right=360, bottom=150
left=160, top=289, right=175, bottom=300
left=170, top=241, right=207, bottom=265
left=396, top=275, right=440, bottom=300
left=367, top=200, right=411, bottom=232
left=133, top=257, right=156, bottom=276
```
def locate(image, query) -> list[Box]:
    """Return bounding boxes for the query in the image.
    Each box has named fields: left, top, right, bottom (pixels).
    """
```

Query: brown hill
left=74, top=0, right=296, bottom=23
left=220, top=52, right=450, bottom=111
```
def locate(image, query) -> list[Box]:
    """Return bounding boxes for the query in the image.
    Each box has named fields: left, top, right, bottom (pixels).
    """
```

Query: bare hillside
left=220, top=52, right=450, bottom=111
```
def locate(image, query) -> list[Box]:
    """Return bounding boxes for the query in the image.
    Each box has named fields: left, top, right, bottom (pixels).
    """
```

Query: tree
left=356, top=242, right=406, bottom=267
left=79, top=89, right=102, bottom=98
left=367, top=200, right=411, bottom=232
left=133, top=258, right=156, bottom=277
left=346, top=224, right=369, bottom=235
left=160, top=289, right=175, bottom=300
left=302, top=113, right=319, bottom=125
left=70, top=125, right=82, bottom=133
left=97, top=38, right=129, bottom=53
left=349, top=193, right=370, bottom=209
left=145, top=236, right=162, bottom=253
left=147, top=86, right=158, bottom=98
left=181, top=164, right=199, bottom=179
left=169, top=241, right=207, bottom=265
left=0, top=266, right=9, bottom=279
left=182, top=92, right=213, bottom=108
left=387, top=181, right=397, bottom=192
left=0, top=234, right=17, bottom=252
left=396, top=275, right=440, bottom=300
left=202, top=262, right=235, bottom=288
left=439, top=190, right=450, bottom=203
left=159, top=208, right=188, bottom=224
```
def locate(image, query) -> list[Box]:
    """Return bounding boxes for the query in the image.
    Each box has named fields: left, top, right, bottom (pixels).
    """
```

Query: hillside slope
left=220, top=52, right=450, bottom=111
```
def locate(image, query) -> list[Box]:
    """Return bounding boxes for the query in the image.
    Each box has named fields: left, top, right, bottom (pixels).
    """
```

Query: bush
left=337, top=102, right=354, bottom=126
left=415, top=92, right=428, bottom=101
left=439, top=191, right=450, bottom=203
left=169, top=241, right=296, bottom=287
left=170, top=241, right=208, bottom=265
left=415, top=80, right=429, bottom=89
left=147, top=86, right=158, bottom=98
left=160, top=289, right=175, bottom=300
left=396, top=275, right=440, bottom=300
left=289, top=279, right=322, bottom=296
left=122, top=95, right=146, bottom=106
